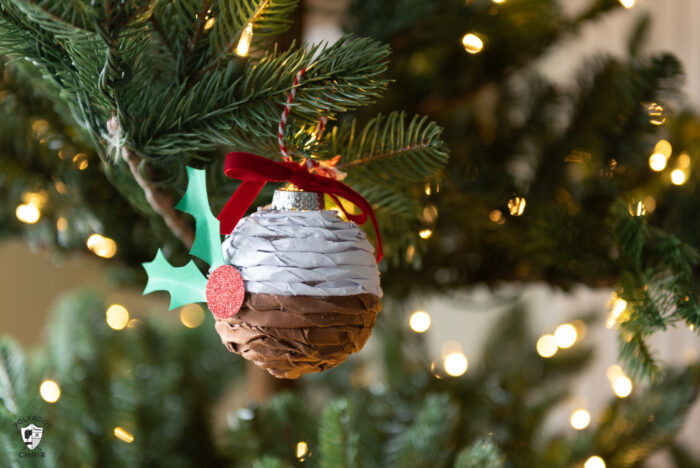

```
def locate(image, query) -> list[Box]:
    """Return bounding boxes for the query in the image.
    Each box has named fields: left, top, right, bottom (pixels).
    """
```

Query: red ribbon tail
left=217, top=180, right=266, bottom=235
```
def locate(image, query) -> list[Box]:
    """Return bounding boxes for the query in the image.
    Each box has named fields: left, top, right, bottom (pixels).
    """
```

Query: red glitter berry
left=206, top=265, right=245, bottom=319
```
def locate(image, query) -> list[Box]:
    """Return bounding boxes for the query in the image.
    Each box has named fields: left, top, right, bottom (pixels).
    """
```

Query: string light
left=86, top=233, right=118, bottom=258
left=629, top=200, right=645, bottom=217
left=619, top=0, right=635, bottom=8
left=461, top=33, right=484, bottom=54
left=114, top=426, right=134, bottom=443
left=296, top=441, right=309, bottom=460
left=16, top=203, right=41, bottom=224
left=419, top=229, right=433, bottom=239
left=106, top=304, right=130, bottom=330
left=606, top=364, right=633, bottom=397
left=443, top=352, right=468, bottom=376
left=654, top=139, right=672, bottom=157
left=536, top=334, right=557, bottom=358
left=180, top=304, right=205, bottom=328
left=612, top=375, right=633, bottom=398
left=425, top=183, right=431, bottom=196
left=570, top=409, right=591, bottom=430
left=648, top=153, right=667, bottom=171
left=56, top=217, right=68, bottom=232
left=585, top=456, right=606, bottom=468
left=409, top=310, right=431, bottom=333
left=554, top=323, right=577, bottom=348
left=72, top=152, right=89, bottom=170
left=204, top=17, right=216, bottom=30
left=647, top=103, right=666, bottom=125
left=678, top=152, right=691, bottom=168
left=489, top=209, right=505, bottom=224
left=670, top=169, right=686, bottom=185
left=508, top=196, right=526, bottom=216
left=492, top=0, right=506, bottom=3
left=235, top=23, right=254, bottom=57
left=606, top=295, right=627, bottom=328
left=39, top=380, right=61, bottom=403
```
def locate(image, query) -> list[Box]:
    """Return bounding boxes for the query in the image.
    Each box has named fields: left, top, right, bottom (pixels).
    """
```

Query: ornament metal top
left=270, top=186, right=325, bottom=211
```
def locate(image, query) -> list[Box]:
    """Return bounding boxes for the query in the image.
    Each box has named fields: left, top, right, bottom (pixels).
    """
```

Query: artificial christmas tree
left=2, top=0, right=700, bottom=466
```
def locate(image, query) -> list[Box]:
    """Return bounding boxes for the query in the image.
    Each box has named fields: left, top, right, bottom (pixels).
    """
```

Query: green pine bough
left=0, top=0, right=448, bottom=254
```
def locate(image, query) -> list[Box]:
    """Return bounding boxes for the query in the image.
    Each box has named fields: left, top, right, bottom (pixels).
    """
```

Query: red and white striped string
left=278, top=67, right=306, bottom=162
left=277, top=68, right=345, bottom=180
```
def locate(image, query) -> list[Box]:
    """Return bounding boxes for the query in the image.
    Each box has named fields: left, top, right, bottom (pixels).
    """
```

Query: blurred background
left=3, top=0, right=700, bottom=467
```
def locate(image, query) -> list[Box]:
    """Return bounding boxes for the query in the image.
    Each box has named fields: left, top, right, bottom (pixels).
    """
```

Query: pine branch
left=454, top=438, right=504, bottom=468
left=327, top=113, right=449, bottom=185
left=391, top=394, right=459, bottom=468
left=0, top=339, right=26, bottom=415
left=124, top=150, right=195, bottom=249
left=319, top=399, right=360, bottom=468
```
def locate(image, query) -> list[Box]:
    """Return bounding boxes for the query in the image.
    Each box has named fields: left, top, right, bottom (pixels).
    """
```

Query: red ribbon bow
left=218, top=152, right=383, bottom=262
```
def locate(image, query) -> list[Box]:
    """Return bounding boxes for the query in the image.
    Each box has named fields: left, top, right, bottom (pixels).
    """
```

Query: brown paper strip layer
left=215, top=293, right=381, bottom=379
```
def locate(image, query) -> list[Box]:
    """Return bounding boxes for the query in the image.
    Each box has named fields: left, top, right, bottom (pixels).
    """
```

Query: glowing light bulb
left=508, top=196, right=526, bottom=216
left=72, top=152, right=89, bottom=170
left=39, top=380, right=61, bottom=403
left=489, top=210, right=504, bottom=223
left=87, top=233, right=117, bottom=258
left=443, top=352, right=468, bottom=376
left=461, top=33, right=484, bottom=54
left=492, top=0, right=506, bottom=3
left=16, top=203, right=41, bottom=224
left=649, top=153, right=667, bottom=171
left=670, top=169, right=687, bottom=185
left=114, top=426, right=134, bottom=443
left=419, top=229, right=433, bottom=239
left=106, top=304, right=130, bottom=330
left=606, top=364, right=624, bottom=382
left=570, top=409, right=591, bottom=430
left=606, top=296, right=627, bottom=328
left=647, top=103, right=665, bottom=125
left=180, top=304, right=205, bottom=328
left=56, top=217, right=68, bottom=232
left=654, top=139, right=672, bottom=157
left=678, top=152, right=691, bottom=169
left=554, top=323, right=577, bottom=349
left=536, top=334, right=557, bottom=358
left=612, top=375, right=633, bottom=398
left=585, top=456, right=606, bottom=468
left=296, top=441, right=309, bottom=460
left=235, top=23, right=254, bottom=57
left=629, top=200, right=645, bottom=217
left=204, top=17, right=215, bottom=30
left=409, top=310, right=431, bottom=333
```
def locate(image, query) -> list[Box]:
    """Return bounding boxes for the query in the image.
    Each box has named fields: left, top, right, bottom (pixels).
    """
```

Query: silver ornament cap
left=271, top=188, right=324, bottom=211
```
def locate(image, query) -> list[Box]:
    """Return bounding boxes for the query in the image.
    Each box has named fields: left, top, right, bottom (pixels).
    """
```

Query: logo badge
left=20, top=424, right=43, bottom=450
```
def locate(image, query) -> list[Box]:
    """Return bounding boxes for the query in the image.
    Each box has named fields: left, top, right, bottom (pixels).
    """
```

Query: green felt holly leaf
left=143, top=250, right=208, bottom=310
left=176, top=167, right=225, bottom=268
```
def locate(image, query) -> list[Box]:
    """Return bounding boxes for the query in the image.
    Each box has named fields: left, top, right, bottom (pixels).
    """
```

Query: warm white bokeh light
left=461, top=33, right=484, bottom=54
left=554, top=323, right=577, bottom=349
left=443, top=352, right=468, bottom=377
left=409, top=310, right=432, bottom=333
left=180, top=304, right=205, bottom=328
left=612, top=376, right=633, bottom=398
left=536, top=334, right=557, bottom=358
left=648, top=152, right=667, bottom=171
left=106, top=304, right=130, bottom=330
left=16, top=203, right=41, bottom=224
left=570, top=409, right=591, bottom=430
left=671, top=169, right=687, bottom=185
left=39, top=380, right=61, bottom=403
left=585, top=456, right=606, bottom=468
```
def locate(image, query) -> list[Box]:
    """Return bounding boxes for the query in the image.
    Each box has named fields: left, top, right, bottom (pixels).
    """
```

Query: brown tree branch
left=123, top=150, right=195, bottom=249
